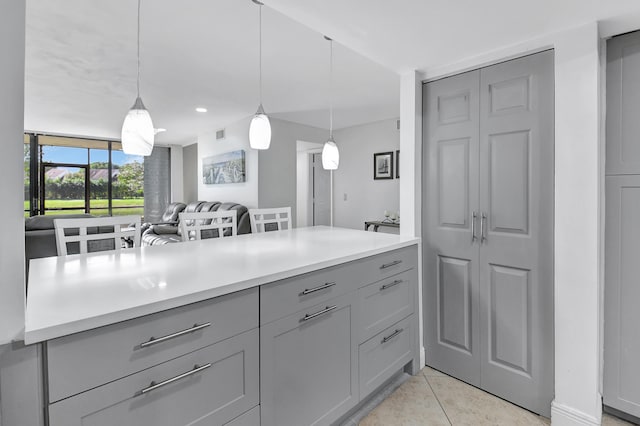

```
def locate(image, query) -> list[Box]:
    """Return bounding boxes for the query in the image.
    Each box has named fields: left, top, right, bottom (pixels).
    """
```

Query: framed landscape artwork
left=202, top=150, right=246, bottom=184
left=373, top=151, right=394, bottom=180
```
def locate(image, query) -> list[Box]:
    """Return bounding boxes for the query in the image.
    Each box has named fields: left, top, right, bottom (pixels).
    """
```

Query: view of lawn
left=24, top=198, right=144, bottom=217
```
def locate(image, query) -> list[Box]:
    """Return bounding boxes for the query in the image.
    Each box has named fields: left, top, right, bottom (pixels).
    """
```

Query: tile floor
left=359, top=366, right=636, bottom=426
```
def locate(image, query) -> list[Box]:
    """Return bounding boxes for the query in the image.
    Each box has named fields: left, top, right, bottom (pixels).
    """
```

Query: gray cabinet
left=46, top=288, right=260, bottom=426
left=359, top=316, right=414, bottom=397
left=49, top=328, right=259, bottom=426
left=423, top=50, right=554, bottom=416
left=260, top=292, right=358, bottom=426
left=604, top=30, right=640, bottom=419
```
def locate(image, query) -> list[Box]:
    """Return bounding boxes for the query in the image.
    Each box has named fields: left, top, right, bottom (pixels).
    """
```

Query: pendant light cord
left=328, top=38, right=334, bottom=138
left=137, top=0, right=141, bottom=98
left=259, top=3, right=263, bottom=105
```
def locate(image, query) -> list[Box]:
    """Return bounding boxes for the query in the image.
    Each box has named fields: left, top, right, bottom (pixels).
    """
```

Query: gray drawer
left=260, top=261, right=362, bottom=324
left=358, top=269, right=415, bottom=343
left=47, top=287, right=258, bottom=402
left=260, top=245, right=418, bottom=325
left=359, top=316, right=414, bottom=398
left=357, top=246, right=417, bottom=287
left=225, top=406, right=260, bottom=426
left=49, top=328, right=259, bottom=426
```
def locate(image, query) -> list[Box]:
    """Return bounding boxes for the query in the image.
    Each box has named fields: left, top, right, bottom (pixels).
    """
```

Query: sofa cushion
left=25, top=214, right=93, bottom=231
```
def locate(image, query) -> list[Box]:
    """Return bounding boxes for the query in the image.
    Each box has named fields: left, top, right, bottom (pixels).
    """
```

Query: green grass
left=24, top=198, right=144, bottom=217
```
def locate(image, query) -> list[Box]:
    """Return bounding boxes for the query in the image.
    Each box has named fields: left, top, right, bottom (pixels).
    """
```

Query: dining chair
left=248, top=207, right=292, bottom=233
left=54, top=215, right=141, bottom=255
left=179, top=210, right=237, bottom=241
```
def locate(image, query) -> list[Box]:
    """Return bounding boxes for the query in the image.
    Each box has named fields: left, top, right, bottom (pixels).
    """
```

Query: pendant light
left=249, top=0, right=271, bottom=150
left=121, top=0, right=154, bottom=156
left=322, top=36, right=339, bottom=170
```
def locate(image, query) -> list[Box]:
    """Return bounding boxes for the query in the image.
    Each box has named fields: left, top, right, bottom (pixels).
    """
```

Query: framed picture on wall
left=202, top=150, right=246, bottom=184
left=373, top=151, right=394, bottom=180
left=395, top=150, right=400, bottom=178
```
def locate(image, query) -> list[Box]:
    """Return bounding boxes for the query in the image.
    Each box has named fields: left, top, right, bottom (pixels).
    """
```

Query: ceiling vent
left=216, top=129, right=225, bottom=140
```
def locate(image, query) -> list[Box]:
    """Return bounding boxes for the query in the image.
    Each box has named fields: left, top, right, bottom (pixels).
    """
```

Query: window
left=24, top=134, right=155, bottom=219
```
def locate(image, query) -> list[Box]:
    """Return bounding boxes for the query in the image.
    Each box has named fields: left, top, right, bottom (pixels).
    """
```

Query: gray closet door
left=478, top=50, right=554, bottom=415
left=604, top=31, right=640, bottom=419
left=604, top=175, right=640, bottom=418
left=423, top=70, right=481, bottom=387
left=423, top=51, right=554, bottom=417
left=606, top=32, right=640, bottom=175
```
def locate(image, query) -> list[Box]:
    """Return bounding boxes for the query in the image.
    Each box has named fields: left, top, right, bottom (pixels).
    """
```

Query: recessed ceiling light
left=195, top=107, right=207, bottom=113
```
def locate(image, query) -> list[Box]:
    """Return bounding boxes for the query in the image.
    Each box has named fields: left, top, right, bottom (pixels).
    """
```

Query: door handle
left=481, top=213, right=487, bottom=244
left=471, top=211, right=478, bottom=243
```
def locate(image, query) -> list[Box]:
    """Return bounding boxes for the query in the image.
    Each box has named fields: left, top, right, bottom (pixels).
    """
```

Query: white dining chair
left=54, top=215, right=141, bottom=255
left=248, top=207, right=292, bottom=233
left=179, top=210, right=237, bottom=241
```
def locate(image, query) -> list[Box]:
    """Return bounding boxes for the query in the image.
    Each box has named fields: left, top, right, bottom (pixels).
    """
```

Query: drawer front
left=49, top=328, right=259, bottom=426
left=357, top=246, right=417, bottom=287
left=261, top=261, right=362, bottom=324
left=260, top=245, right=418, bottom=325
left=359, top=316, right=414, bottom=398
left=48, top=287, right=258, bottom=402
left=225, top=406, right=260, bottom=426
left=358, top=269, right=415, bottom=343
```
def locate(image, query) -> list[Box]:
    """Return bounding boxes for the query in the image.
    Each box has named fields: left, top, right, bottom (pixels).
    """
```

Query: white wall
left=333, top=119, right=400, bottom=232
left=197, top=116, right=259, bottom=208
left=259, top=119, right=327, bottom=227
left=0, top=0, right=25, bottom=346
left=182, top=143, right=198, bottom=203
left=170, top=144, right=184, bottom=202
left=197, top=117, right=327, bottom=219
left=0, top=2, right=26, bottom=424
left=404, top=22, right=604, bottom=426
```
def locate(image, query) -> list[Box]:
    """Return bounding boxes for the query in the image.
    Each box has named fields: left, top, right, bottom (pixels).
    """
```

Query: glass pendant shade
left=121, top=96, right=155, bottom=156
left=322, top=137, right=339, bottom=170
left=249, top=104, right=271, bottom=150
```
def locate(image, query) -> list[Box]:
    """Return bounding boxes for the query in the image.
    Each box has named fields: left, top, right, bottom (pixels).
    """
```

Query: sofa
left=141, top=201, right=251, bottom=246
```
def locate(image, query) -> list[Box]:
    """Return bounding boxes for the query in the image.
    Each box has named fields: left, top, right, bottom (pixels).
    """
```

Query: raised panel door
left=423, top=70, right=481, bottom=387
left=260, top=292, right=357, bottom=426
left=478, top=50, right=554, bottom=416
left=607, top=32, right=640, bottom=175
left=604, top=175, right=640, bottom=418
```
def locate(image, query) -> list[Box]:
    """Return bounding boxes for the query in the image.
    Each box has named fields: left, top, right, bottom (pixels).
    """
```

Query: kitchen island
left=26, top=226, right=420, bottom=426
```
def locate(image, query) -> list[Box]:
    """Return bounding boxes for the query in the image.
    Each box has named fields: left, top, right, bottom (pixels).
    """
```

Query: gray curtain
left=144, top=147, right=171, bottom=222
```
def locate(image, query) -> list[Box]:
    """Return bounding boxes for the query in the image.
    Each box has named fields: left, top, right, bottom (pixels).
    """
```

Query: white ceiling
left=24, top=0, right=400, bottom=145
left=25, top=0, right=640, bottom=146
left=264, top=0, right=640, bottom=74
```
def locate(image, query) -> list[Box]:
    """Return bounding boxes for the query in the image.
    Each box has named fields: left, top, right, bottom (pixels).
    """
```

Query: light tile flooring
left=359, top=366, right=635, bottom=426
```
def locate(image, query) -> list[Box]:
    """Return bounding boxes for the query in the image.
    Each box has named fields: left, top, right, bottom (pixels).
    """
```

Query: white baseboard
left=420, top=346, right=425, bottom=367
left=551, top=401, right=601, bottom=426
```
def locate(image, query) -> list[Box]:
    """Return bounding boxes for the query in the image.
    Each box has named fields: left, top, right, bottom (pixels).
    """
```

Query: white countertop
left=25, top=226, right=419, bottom=344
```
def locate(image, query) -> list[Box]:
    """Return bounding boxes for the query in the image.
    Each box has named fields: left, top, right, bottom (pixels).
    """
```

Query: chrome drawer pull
left=381, top=328, right=404, bottom=344
left=139, top=322, right=211, bottom=348
left=139, top=363, right=211, bottom=395
left=301, top=305, right=337, bottom=322
left=380, top=260, right=402, bottom=269
left=380, top=279, right=403, bottom=291
left=300, top=282, right=336, bottom=296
